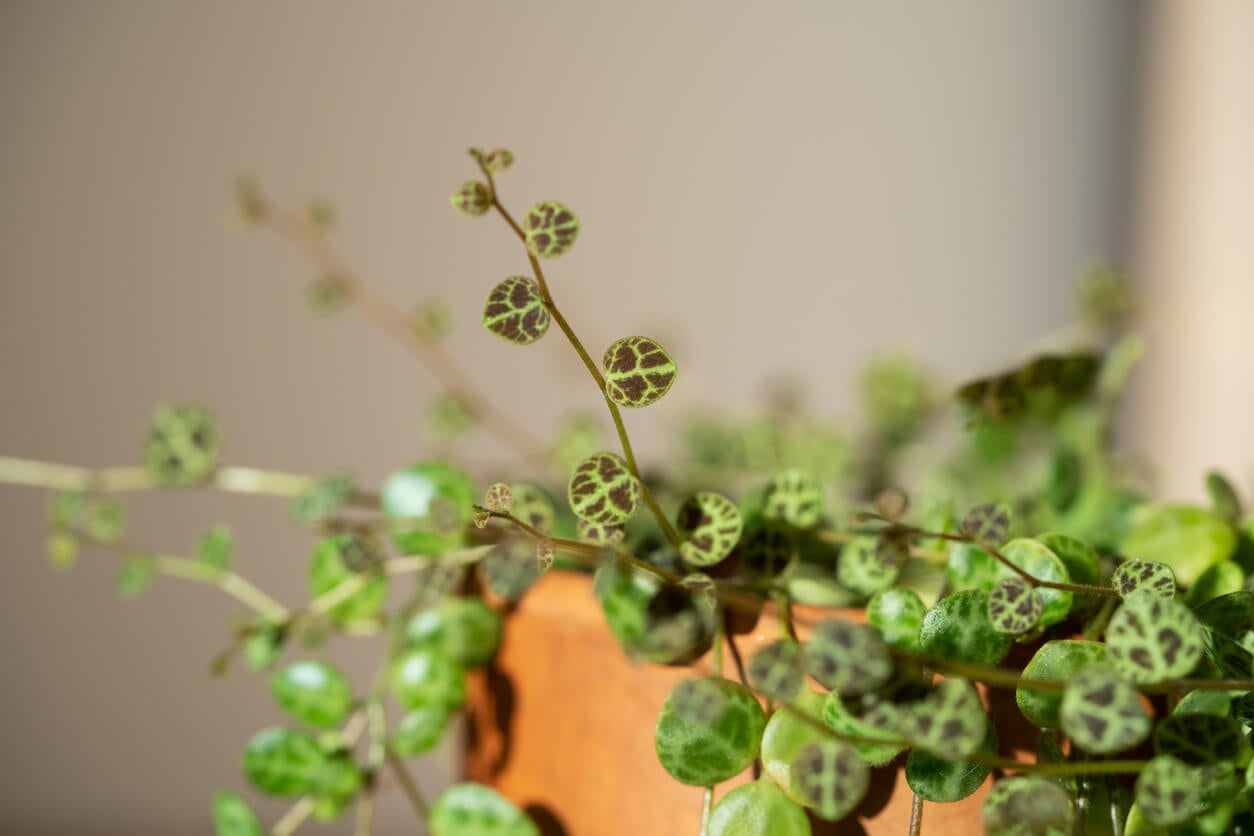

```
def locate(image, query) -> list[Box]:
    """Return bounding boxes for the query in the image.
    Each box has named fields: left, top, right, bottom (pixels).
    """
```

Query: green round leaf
left=655, top=677, right=766, bottom=786
left=311, top=753, right=361, bottom=803
left=867, top=588, right=927, bottom=650
left=392, top=705, right=449, bottom=757
left=382, top=462, right=477, bottom=556
left=982, top=777, right=1075, bottom=835
left=805, top=619, right=892, bottom=695
left=1059, top=666, right=1150, bottom=754
left=392, top=650, right=466, bottom=711
left=961, top=503, right=1011, bottom=549
left=789, top=738, right=869, bottom=821
left=522, top=200, right=579, bottom=259
left=1121, top=504, right=1237, bottom=587
left=762, top=692, right=829, bottom=792
left=1016, top=640, right=1108, bottom=728
left=46, top=531, right=78, bottom=571
left=901, top=679, right=987, bottom=760
left=1112, top=559, right=1177, bottom=599
left=212, top=790, right=262, bottom=836
left=269, top=661, right=353, bottom=729
left=451, top=181, right=491, bottom=217
left=430, top=782, right=539, bottom=836
left=1105, top=590, right=1204, bottom=684
left=670, top=677, right=731, bottom=727
left=196, top=526, right=234, bottom=571
left=1134, top=755, right=1201, bottom=827
left=676, top=491, right=742, bottom=567
left=998, top=538, right=1073, bottom=626
left=482, top=276, right=550, bottom=345
left=243, top=727, right=326, bottom=797
left=920, top=590, right=1012, bottom=666
left=987, top=575, right=1044, bottom=635
left=906, top=718, right=996, bottom=802
left=836, top=535, right=900, bottom=597
left=1154, top=712, right=1243, bottom=766
left=244, top=624, right=285, bottom=672
left=87, top=497, right=127, bottom=543
left=762, top=470, right=824, bottom=529
left=1186, top=559, right=1246, bottom=607
left=567, top=452, right=640, bottom=525
left=117, top=556, right=155, bottom=599
left=708, top=779, right=812, bottom=836
left=406, top=597, right=502, bottom=668
left=143, top=403, right=222, bottom=486
left=946, top=542, right=999, bottom=593
left=602, top=336, right=678, bottom=408
left=821, top=692, right=905, bottom=766
left=748, top=639, right=807, bottom=702
left=1035, top=532, right=1100, bottom=586
left=308, top=536, right=388, bottom=622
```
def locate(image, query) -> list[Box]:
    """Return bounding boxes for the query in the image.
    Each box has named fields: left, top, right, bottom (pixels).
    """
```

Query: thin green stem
left=908, top=793, right=923, bottom=836
left=700, top=786, right=713, bottom=836
left=385, top=747, right=431, bottom=823
left=147, top=554, right=290, bottom=621
left=353, top=792, right=375, bottom=836
left=0, top=456, right=317, bottom=498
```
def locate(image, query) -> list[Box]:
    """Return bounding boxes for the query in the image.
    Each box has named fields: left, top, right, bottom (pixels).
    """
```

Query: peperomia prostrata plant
left=3, top=148, right=1254, bottom=836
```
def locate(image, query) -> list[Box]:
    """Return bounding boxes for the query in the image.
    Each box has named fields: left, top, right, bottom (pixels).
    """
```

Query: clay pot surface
left=466, top=570, right=1016, bottom=835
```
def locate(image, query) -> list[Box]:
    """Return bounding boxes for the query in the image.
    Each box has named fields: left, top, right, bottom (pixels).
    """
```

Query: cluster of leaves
left=23, top=148, right=1254, bottom=836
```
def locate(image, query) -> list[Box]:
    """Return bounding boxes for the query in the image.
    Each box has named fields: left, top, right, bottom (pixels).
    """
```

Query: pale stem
left=385, top=747, right=431, bottom=823
left=271, top=797, right=316, bottom=836
left=0, top=456, right=316, bottom=497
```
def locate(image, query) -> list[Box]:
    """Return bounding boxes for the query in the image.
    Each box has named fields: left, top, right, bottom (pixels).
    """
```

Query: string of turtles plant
left=3, top=148, right=1254, bottom=836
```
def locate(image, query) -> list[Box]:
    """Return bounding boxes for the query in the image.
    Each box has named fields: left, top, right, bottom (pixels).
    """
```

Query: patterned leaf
left=901, top=679, right=987, bottom=759
left=567, top=452, right=640, bottom=525
left=821, top=692, right=905, bottom=766
left=1059, top=666, right=1150, bottom=754
left=451, top=181, right=491, bottom=217
left=708, top=780, right=811, bottom=835
left=391, top=705, right=448, bottom=757
left=982, top=777, right=1075, bottom=834
left=669, top=677, right=730, bottom=727
left=867, top=588, right=926, bottom=650
left=523, top=201, right=579, bottom=259
left=836, top=535, right=900, bottom=597
left=998, top=539, right=1073, bottom=626
left=1154, top=712, right=1243, bottom=766
left=1105, top=590, right=1204, bottom=684
left=986, top=576, right=1044, bottom=635
left=269, top=661, right=353, bottom=729
left=1134, top=756, right=1201, bottom=827
left=920, top=590, right=1012, bottom=667
left=654, top=678, right=766, bottom=786
left=1112, top=559, right=1176, bottom=599
left=484, top=483, right=513, bottom=513
left=143, top=403, right=221, bottom=486
left=483, top=148, right=514, bottom=174
left=392, top=649, right=466, bottom=711
left=1016, top=640, right=1108, bottom=728
left=789, top=739, right=869, bottom=822
left=576, top=518, right=625, bottom=546
left=479, top=538, right=540, bottom=602
left=676, top=491, right=742, bottom=567
left=405, top=596, right=502, bottom=668
left=805, top=620, right=892, bottom=695
left=763, top=469, right=824, bottom=529
left=508, top=483, right=556, bottom=533
left=748, top=639, right=807, bottom=701
left=602, top=336, right=678, bottom=408
left=429, top=783, right=538, bottom=836
left=960, top=503, right=1010, bottom=548
left=243, top=727, right=326, bottom=796
left=906, top=719, right=996, bottom=802
left=482, top=276, right=550, bottom=345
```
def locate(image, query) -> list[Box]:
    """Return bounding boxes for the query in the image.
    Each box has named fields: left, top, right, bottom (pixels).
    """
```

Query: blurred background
left=0, top=2, right=1250, bottom=833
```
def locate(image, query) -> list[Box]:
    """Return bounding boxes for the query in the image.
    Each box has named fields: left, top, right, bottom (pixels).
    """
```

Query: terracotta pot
left=466, top=570, right=1022, bottom=835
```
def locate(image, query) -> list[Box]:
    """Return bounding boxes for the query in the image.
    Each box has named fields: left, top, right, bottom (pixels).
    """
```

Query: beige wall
left=0, top=3, right=1139, bottom=833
